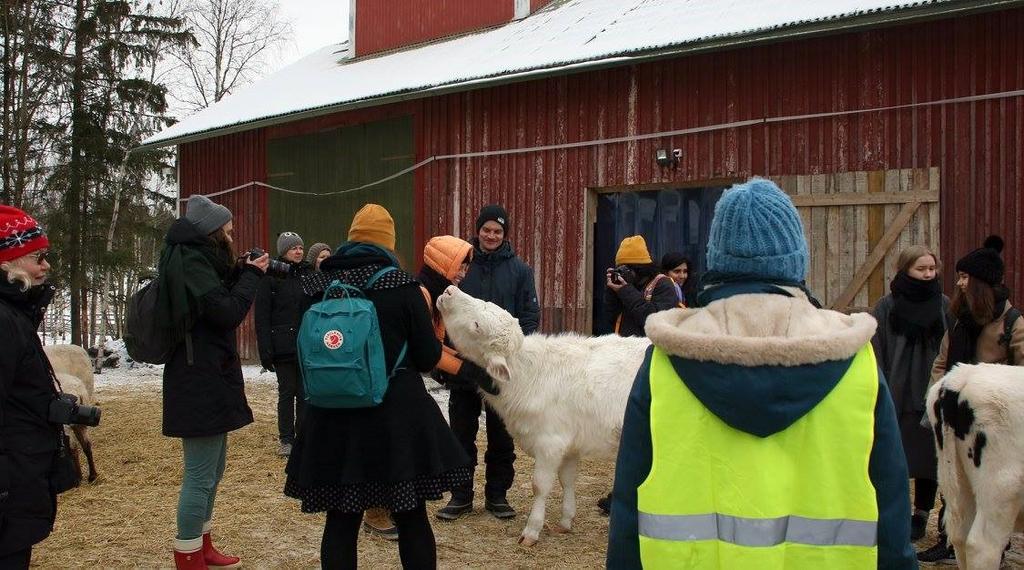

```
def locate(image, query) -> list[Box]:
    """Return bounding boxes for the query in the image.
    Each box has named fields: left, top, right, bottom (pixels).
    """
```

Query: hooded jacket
left=0, top=275, right=62, bottom=556
left=420, top=236, right=473, bottom=377
left=607, top=289, right=917, bottom=570
left=459, top=239, right=539, bottom=335
left=160, top=218, right=261, bottom=438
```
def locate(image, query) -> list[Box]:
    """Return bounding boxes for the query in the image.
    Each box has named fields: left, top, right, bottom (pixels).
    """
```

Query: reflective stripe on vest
left=638, top=513, right=876, bottom=547
left=637, top=344, right=879, bottom=569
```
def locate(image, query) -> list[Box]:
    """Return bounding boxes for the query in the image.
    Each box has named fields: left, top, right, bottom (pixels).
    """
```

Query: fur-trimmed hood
left=645, top=290, right=879, bottom=438
left=645, top=289, right=877, bottom=366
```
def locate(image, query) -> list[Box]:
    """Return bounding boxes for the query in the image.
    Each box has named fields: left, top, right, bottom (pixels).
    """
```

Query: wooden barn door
left=771, top=167, right=940, bottom=313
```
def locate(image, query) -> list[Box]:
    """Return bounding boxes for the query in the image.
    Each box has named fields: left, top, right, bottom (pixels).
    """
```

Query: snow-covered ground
left=92, top=363, right=456, bottom=420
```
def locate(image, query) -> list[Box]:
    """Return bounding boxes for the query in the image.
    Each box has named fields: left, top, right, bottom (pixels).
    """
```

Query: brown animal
left=44, top=345, right=99, bottom=484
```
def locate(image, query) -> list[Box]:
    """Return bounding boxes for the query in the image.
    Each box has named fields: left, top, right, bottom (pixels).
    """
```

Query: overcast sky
left=273, top=1, right=351, bottom=73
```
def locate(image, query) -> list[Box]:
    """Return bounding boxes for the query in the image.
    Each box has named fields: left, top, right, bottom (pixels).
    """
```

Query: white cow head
left=436, top=285, right=524, bottom=384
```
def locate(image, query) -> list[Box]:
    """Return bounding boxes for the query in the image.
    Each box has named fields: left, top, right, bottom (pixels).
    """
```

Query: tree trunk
left=67, top=0, right=87, bottom=347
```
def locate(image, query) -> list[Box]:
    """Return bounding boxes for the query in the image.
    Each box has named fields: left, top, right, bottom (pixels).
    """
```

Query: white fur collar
left=645, top=290, right=878, bottom=366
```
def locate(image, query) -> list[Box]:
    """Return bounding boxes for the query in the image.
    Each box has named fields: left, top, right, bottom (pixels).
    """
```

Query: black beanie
left=476, top=204, right=509, bottom=233
left=955, top=235, right=1005, bottom=286
left=661, top=252, right=690, bottom=273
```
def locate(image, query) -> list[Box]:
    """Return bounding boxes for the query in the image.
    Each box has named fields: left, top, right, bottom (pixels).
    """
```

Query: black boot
left=597, top=492, right=612, bottom=516
left=917, top=536, right=955, bottom=564
left=436, top=494, right=473, bottom=521
left=910, top=509, right=928, bottom=541
left=485, top=493, right=516, bottom=519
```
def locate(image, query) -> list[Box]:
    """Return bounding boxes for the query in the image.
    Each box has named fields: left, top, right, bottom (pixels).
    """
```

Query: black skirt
left=284, top=371, right=471, bottom=513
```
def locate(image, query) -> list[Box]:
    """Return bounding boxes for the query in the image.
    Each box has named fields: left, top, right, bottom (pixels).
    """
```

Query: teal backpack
left=298, top=267, right=407, bottom=408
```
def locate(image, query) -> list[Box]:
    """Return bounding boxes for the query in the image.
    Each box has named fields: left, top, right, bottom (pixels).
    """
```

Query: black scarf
left=889, top=272, right=945, bottom=344
left=417, top=265, right=451, bottom=305
left=946, top=284, right=1010, bottom=371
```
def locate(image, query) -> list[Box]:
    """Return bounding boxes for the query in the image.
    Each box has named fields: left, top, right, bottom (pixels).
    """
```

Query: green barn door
left=266, top=116, right=415, bottom=265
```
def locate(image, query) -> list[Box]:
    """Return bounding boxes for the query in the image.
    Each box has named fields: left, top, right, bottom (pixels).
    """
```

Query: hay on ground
left=34, top=383, right=614, bottom=568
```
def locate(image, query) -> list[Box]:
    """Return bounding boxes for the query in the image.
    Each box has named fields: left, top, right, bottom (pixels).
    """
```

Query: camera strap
left=185, top=332, right=194, bottom=366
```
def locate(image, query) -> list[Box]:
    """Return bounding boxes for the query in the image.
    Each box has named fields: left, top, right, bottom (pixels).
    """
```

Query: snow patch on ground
left=94, top=365, right=457, bottom=420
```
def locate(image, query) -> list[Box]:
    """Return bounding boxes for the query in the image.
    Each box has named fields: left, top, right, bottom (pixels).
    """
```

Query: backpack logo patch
left=323, top=330, right=344, bottom=350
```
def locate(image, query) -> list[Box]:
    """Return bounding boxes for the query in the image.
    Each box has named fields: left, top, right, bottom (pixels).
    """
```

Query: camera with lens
left=48, top=393, right=101, bottom=427
left=242, top=247, right=291, bottom=277
left=608, top=265, right=636, bottom=284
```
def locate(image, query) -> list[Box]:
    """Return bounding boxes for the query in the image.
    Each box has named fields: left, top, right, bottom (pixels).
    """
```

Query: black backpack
left=124, top=279, right=193, bottom=365
left=1002, top=307, right=1021, bottom=365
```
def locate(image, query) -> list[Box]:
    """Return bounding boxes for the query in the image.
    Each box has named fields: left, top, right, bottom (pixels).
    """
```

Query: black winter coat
left=0, top=276, right=62, bottom=556
left=161, top=224, right=261, bottom=438
left=255, top=260, right=312, bottom=365
left=604, top=274, right=679, bottom=337
left=459, top=240, right=540, bottom=334
left=285, top=249, right=469, bottom=507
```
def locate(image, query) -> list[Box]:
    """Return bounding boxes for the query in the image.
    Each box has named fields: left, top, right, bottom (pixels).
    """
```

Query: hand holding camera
left=606, top=265, right=635, bottom=291
left=241, top=247, right=291, bottom=277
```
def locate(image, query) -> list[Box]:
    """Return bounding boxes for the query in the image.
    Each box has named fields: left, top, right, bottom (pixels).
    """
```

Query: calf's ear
left=486, top=355, right=512, bottom=384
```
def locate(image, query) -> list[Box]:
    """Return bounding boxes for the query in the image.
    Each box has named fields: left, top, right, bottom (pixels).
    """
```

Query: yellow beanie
left=615, top=235, right=653, bottom=265
left=348, top=204, right=396, bottom=251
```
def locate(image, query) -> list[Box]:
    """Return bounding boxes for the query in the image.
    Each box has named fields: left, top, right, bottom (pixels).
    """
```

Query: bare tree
left=173, top=0, right=292, bottom=111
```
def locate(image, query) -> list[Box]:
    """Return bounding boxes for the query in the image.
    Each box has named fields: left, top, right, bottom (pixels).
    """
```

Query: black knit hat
left=955, top=235, right=1005, bottom=286
left=476, top=204, right=509, bottom=233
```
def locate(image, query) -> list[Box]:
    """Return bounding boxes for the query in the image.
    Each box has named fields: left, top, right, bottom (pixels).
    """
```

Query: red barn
left=141, top=0, right=1024, bottom=358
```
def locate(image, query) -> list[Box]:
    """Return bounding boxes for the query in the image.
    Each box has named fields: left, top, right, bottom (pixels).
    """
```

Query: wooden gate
left=772, top=168, right=940, bottom=312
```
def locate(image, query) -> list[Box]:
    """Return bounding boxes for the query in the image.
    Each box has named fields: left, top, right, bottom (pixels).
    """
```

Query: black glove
left=459, top=361, right=500, bottom=396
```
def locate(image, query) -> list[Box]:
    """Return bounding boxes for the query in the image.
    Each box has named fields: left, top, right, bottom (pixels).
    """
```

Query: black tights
left=321, top=501, right=436, bottom=570
left=914, top=478, right=938, bottom=512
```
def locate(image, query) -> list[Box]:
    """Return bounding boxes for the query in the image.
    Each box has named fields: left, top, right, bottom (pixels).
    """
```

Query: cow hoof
left=544, top=519, right=569, bottom=532
left=518, top=535, right=538, bottom=547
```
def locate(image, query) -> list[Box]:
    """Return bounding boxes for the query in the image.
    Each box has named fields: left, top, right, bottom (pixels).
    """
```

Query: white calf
left=44, top=344, right=99, bottom=483
left=926, top=363, right=1024, bottom=569
left=437, top=286, right=650, bottom=546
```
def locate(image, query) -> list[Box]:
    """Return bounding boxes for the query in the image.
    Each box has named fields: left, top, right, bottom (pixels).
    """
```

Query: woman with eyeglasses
left=0, top=205, right=74, bottom=569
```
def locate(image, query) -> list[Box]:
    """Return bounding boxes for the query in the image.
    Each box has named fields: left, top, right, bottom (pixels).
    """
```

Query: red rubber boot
left=174, top=538, right=209, bottom=570
left=202, top=531, right=241, bottom=569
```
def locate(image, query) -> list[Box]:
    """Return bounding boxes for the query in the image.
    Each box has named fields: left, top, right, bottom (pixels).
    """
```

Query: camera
left=608, top=265, right=636, bottom=284
left=243, top=247, right=291, bottom=277
left=48, top=393, right=101, bottom=427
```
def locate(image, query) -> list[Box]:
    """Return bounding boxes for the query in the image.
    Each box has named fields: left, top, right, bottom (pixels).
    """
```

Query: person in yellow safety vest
left=606, top=178, right=918, bottom=570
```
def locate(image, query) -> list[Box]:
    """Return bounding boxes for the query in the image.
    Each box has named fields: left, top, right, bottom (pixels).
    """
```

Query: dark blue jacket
left=607, top=294, right=918, bottom=570
left=459, top=239, right=540, bottom=335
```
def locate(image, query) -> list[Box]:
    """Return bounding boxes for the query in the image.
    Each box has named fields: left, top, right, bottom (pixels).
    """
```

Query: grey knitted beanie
left=185, top=194, right=232, bottom=236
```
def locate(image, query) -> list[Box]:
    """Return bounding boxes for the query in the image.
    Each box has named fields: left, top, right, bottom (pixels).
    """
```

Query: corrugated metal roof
left=141, top=0, right=995, bottom=148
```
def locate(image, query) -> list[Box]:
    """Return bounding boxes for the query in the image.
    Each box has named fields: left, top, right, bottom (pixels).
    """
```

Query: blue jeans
left=176, top=434, right=227, bottom=540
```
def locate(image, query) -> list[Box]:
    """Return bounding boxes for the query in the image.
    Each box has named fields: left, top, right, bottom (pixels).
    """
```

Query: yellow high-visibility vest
left=637, top=345, right=880, bottom=569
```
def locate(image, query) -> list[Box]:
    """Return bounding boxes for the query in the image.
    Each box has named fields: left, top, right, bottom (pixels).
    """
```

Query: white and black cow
left=926, top=363, right=1024, bottom=570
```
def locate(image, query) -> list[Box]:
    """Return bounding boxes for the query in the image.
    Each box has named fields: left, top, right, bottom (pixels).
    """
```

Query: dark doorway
left=592, top=186, right=726, bottom=335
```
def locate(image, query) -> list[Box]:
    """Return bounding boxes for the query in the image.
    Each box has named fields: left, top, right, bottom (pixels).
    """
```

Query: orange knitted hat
left=348, top=204, right=396, bottom=251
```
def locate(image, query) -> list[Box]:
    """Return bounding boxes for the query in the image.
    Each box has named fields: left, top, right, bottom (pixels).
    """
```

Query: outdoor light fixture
left=656, top=148, right=681, bottom=167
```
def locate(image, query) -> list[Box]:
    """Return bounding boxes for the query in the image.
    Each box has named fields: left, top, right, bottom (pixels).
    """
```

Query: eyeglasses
left=30, top=250, right=49, bottom=264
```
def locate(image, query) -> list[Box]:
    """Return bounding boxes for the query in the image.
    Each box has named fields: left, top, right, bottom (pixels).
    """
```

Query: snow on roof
left=142, top=0, right=962, bottom=148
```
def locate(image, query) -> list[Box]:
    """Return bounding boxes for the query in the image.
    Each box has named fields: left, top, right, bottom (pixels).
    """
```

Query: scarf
left=156, top=220, right=234, bottom=337
left=417, top=265, right=451, bottom=305
left=889, top=272, right=945, bottom=344
left=946, top=284, right=1010, bottom=371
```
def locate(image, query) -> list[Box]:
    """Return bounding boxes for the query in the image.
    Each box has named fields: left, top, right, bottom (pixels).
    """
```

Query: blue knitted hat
left=706, top=178, right=808, bottom=283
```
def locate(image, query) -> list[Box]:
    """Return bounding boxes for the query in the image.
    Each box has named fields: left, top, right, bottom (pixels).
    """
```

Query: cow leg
left=964, top=486, right=1023, bottom=570
left=519, top=451, right=561, bottom=547
left=72, top=426, right=98, bottom=483
left=552, top=454, right=578, bottom=533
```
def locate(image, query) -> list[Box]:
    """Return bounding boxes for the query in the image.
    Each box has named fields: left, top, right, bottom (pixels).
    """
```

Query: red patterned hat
left=0, top=204, right=49, bottom=263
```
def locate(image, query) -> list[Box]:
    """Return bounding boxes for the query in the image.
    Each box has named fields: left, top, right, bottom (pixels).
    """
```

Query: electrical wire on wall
left=176, top=88, right=1024, bottom=211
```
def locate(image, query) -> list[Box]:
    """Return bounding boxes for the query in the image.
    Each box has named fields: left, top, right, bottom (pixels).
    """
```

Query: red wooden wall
left=354, top=0, right=513, bottom=56
left=416, top=7, right=1024, bottom=332
left=179, top=7, right=1024, bottom=348
left=178, top=130, right=268, bottom=360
